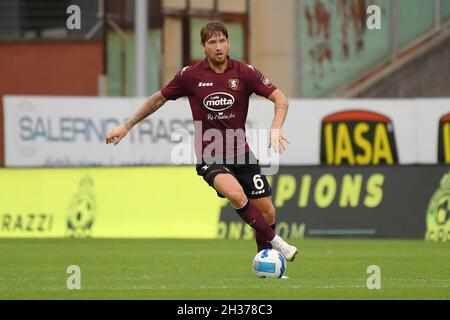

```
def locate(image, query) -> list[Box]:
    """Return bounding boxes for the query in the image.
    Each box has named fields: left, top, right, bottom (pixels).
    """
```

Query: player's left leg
left=250, top=196, right=276, bottom=252
left=231, top=153, right=285, bottom=254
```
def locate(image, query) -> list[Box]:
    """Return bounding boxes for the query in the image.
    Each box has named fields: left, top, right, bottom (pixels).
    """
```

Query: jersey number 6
left=253, top=174, right=264, bottom=190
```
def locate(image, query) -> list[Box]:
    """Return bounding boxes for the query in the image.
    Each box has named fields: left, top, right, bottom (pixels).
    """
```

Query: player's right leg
left=213, top=173, right=298, bottom=262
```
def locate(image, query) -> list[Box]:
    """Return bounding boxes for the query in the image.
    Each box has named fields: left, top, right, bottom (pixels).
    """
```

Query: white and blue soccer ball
left=252, top=249, right=286, bottom=278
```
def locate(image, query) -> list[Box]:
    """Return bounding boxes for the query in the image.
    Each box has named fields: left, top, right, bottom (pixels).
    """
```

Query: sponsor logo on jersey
left=198, top=82, right=213, bottom=87
left=228, top=78, right=240, bottom=90
left=202, top=92, right=235, bottom=112
left=438, top=113, right=450, bottom=164
left=320, top=110, right=398, bottom=165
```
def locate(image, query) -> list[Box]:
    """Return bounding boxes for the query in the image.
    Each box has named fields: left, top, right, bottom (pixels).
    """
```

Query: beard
left=208, top=52, right=227, bottom=66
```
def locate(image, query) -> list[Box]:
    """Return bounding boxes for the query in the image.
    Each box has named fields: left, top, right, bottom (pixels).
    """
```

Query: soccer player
left=105, top=21, right=298, bottom=262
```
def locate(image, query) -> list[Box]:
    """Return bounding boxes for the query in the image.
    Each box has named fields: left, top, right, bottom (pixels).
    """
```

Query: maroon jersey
left=161, top=57, right=277, bottom=161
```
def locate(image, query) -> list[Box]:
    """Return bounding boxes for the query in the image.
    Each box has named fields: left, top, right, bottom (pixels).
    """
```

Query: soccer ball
left=252, top=249, right=286, bottom=278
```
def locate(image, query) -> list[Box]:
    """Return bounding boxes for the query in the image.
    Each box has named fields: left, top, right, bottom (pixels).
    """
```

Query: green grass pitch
left=0, top=238, right=449, bottom=299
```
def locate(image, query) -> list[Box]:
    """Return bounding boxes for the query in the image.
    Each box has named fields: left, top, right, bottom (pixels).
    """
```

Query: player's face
left=202, top=32, right=230, bottom=65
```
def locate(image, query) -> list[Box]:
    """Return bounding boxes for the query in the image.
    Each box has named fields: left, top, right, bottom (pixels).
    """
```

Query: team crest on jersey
left=228, top=78, right=240, bottom=90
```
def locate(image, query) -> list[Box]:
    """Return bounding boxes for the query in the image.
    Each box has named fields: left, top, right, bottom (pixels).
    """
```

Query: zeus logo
left=202, top=92, right=235, bottom=112
left=320, top=110, right=398, bottom=166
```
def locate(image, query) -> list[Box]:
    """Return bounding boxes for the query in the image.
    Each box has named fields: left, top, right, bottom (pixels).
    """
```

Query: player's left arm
left=267, top=88, right=289, bottom=154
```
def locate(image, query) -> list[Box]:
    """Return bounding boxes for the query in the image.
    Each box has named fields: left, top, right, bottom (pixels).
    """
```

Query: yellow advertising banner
left=0, top=167, right=226, bottom=238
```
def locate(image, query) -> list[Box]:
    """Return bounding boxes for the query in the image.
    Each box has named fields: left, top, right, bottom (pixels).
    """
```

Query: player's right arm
left=105, top=90, right=167, bottom=145
left=106, top=66, right=189, bottom=145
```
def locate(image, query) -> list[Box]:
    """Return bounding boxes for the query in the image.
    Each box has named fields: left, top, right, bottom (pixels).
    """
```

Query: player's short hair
left=200, top=21, right=228, bottom=44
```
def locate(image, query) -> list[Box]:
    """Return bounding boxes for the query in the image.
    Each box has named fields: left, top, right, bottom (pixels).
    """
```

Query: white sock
left=231, top=199, right=249, bottom=210
left=270, top=235, right=283, bottom=249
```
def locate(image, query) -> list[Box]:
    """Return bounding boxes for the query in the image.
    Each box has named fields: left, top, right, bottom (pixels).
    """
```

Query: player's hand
left=105, top=125, right=129, bottom=145
left=268, top=128, right=289, bottom=154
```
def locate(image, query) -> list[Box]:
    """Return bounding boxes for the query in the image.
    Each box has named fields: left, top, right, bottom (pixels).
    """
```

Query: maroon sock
left=235, top=201, right=276, bottom=243
left=255, top=223, right=275, bottom=252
